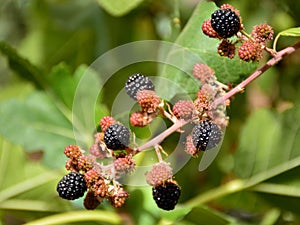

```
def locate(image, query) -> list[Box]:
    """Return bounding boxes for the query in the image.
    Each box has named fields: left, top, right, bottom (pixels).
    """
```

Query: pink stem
left=137, top=119, right=189, bottom=152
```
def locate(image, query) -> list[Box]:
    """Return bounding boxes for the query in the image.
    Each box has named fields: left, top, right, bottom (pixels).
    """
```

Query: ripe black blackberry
left=125, top=73, right=155, bottom=100
left=211, top=8, right=240, bottom=38
left=152, top=181, right=181, bottom=211
left=192, top=120, right=222, bottom=151
left=57, top=172, right=87, bottom=200
left=104, top=124, right=130, bottom=150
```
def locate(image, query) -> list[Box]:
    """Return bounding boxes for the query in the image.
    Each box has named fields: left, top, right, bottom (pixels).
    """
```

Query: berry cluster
left=57, top=119, right=134, bottom=209
left=57, top=68, right=227, bottom=210
left=202, top=4, right=274, bottom=61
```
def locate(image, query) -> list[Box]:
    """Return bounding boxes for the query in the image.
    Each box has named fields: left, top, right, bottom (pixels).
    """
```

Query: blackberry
left=125, top=73, right=155, bottom=100
left=211, top=8, right=240, bottom=38
left=57, top=172, right=87, bottom=200
left=192, top=120, right=222, bottom=151
left=152, top=181, right=181, bottom=210
left=104, top=124, right=130, bottom=150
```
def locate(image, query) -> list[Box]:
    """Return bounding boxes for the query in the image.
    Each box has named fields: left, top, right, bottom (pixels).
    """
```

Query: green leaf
left=278, top=27, right=300, bottom=36
left=233, top=109, right=282, bottom=178
left=273, top=27, right=300, bottom=50
left=97, top=0, right=144, bottom=16
left=158, top=1, right=257, bottom=99
left=47, top=63, right=77, bottom=109
left=234, top=105, right=300, bottom=181
left=0, top=138, right=71, bottom=219
left=0, top=92, right=75, bottom=168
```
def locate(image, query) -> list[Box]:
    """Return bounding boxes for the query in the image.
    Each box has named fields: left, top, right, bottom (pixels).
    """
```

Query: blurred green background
left=0, top=0, right=300, bottom=224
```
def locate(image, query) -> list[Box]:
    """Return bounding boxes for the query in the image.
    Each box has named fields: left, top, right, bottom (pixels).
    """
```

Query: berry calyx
left=152, top=181, right=181, bottom=210
left=192, top=120, right=222, bottom=151
left=211, top=8, right=241, bottom=38
left=56, top=172, right=87, bottom=200
left=136, top=90, right=160, bottom=113
left=218, top=39, right=236, bottom=59
left=104, top=124, right=130, bottom=150
left=84, top=191, right=101, bottom=210
left=125, top=73, right=155, bottom=100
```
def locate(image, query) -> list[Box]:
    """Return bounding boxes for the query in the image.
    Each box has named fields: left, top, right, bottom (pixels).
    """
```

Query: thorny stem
left=212, top=41, right=300, bottom=108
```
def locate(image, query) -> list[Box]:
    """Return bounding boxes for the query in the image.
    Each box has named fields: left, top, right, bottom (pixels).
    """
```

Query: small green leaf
left=273, top=27, right=300, bottom=50
left=278, top=27, right=300, bottom=37
left=47, top=63, right=76, bottom=109
left=97, top=0, right=144, bottom=16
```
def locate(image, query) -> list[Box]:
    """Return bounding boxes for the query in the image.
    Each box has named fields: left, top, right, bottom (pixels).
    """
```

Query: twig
left=137, top=119, right=190, bottom=152
left=212, top=41, right=300, bottom=108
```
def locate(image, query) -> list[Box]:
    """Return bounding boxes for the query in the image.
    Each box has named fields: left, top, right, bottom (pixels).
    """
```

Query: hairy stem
left=212, top=41, right=300, bottom=108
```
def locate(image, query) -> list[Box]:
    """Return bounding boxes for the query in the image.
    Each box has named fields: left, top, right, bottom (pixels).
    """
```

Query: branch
left=137, top=119, right=189, bottom=152
left=212, top=41, right=300, bottom=108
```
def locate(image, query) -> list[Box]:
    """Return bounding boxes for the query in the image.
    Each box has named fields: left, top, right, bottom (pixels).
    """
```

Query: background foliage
left=0, top=0, right=300, bottom=224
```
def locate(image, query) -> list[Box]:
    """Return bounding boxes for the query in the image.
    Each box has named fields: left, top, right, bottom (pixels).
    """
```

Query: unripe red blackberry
left=211, top=8, right=241, bottom=38
left=104, top=124, right=130, bottom=150
left=152, top=181, right=181, bottom=210
left=202, top=19, right=218, bottom=38
left=130, top=111, right=152, bottom=127
left=108, top=187, right=129, bottom=208
left=84, top=169, right=100, bottom=187
left=192, top=63, right=215, bottom=84
left=194, top=89, right=209, bottom=114
left=100, top=116, right=115, bottom=132
left=113, top=154, right=135, bottom=174
left=192, top=120, right=222, bottom=151
left=91, top=177, right=108, bottom=198
left=172, top=100, right=195, bottom=120
left=136, top=90, right=160, bottom=113
left=218, top=39, right=236, bottom=59
left=56, top=172, right=87, bottom=200
left=125, top=73, right=155, bottom=100
left=251, top=23, right=274, bottom=43
left=64, top=145, right=82, bottom=159
left=146, top=162, right=173, bottom=186
left=77, top=155, right=95, bottom=172
left=185, top=135, right=199, bottom=156
left=65, top=158, right=79, bottom=172
left=238, top=40, right=262, bottom=62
